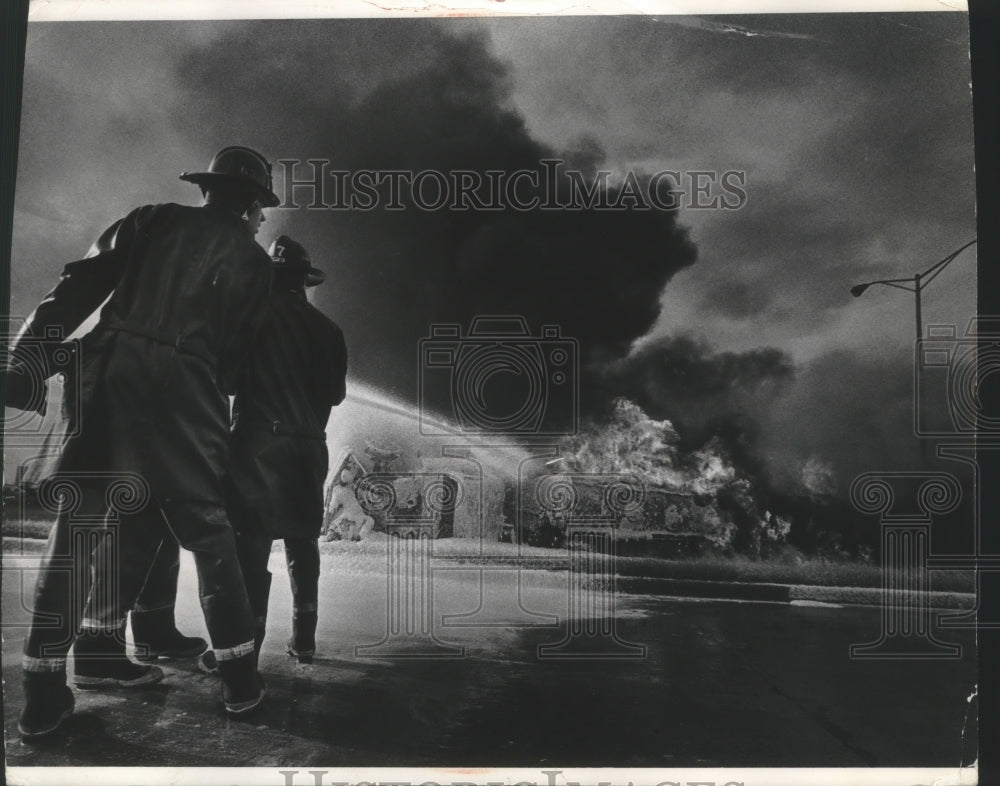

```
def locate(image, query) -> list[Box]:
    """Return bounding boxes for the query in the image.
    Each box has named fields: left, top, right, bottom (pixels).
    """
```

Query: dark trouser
left=285, top=538, right=320, bottom=616
left=23, top=489, right=256, bottom=670
left=234, top=531, right=320, bottom=656
left=133, top=537, right=181, bottom=615
left=22, top=477, right=107, bottom=667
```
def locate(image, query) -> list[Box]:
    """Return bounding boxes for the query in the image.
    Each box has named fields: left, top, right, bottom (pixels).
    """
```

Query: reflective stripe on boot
left=217, top=650, right=266, bottom=715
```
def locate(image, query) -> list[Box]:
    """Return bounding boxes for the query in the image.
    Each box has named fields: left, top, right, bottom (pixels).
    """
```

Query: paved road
left=2, top=545, right=977, bottom=768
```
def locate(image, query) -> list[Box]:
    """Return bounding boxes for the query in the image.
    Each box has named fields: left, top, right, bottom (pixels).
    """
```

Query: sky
left=5, top=12, right=979, bottom=493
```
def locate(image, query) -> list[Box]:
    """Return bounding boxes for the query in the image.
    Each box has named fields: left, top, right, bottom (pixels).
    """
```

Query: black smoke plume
left=586, top=334, right=794, bottom=459
left=175, top=20, right=697, bottom=408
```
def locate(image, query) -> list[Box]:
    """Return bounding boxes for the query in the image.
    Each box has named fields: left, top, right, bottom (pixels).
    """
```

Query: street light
left=850, top=238, right=978, bottom=339
left=851, top=238, right=978, bottom=470
left=850, top=239, right=980, bottom=647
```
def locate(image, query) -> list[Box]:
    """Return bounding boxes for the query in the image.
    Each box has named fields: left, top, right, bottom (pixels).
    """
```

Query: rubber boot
left=73, top=623, right=164, bottom=689
left=18, top=671, right=75, bottom=741
left=217, top=653, right=266, bottom=715
left=131, top=607, right=208, bottom=662
left=199, top=627, right=265, bottom=675
left=286, top=610, right=317, bottom=664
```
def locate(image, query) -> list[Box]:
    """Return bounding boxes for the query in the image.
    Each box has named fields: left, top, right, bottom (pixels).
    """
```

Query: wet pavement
left=2, top=546, right=978, bottom=768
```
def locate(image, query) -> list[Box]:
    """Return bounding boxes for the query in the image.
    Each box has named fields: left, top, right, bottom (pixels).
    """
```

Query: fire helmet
left=179, top=146, right=281, bottom=207
left=268, top=235, right=326, bottom=287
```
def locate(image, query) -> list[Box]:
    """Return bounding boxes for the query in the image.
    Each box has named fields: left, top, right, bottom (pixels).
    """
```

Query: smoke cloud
left=173, top=21, right=697, bottom=408
left=585, top=333, right=948, bottom=505
left=588, top=335, right=793, bottom=446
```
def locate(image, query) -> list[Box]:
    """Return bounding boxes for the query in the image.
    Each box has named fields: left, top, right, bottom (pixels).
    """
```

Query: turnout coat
left=226, top=289, right=347, bottom=540
left=6, top=203, right=272, bottom=504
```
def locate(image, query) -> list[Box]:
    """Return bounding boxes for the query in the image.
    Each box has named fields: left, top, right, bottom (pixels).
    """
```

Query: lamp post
left=850, top=238, right=978, bottom=339
left=850, top=238, right=977, bottom=466
left=849, top=239, right=979, bottom=655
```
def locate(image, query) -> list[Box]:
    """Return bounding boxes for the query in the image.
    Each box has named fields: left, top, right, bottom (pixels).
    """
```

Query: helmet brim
left=179, top=171, right=281, bottom=208
left=274, top=261, right=326, bottom=287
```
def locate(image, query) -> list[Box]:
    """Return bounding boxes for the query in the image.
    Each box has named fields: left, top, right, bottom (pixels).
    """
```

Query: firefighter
left=128, top=202, right=269, bottom=664
left=201, top=234, right=347, bottom=670
left=8, top=146, right=277, bottom=740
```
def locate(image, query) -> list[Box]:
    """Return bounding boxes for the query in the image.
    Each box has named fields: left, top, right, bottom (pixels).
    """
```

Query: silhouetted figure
left=213, top=235, right=347, bottom=667
left=8, top=146, right=278, bottom=739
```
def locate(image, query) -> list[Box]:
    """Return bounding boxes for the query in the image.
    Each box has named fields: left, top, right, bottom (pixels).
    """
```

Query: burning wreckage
left=320, top=394, right=794, bottom=557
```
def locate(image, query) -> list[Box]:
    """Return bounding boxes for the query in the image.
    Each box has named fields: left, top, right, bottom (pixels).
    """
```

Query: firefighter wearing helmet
left=8, top=146, right=279, bottom=740
left=207, top=234, right=347, bottom=667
